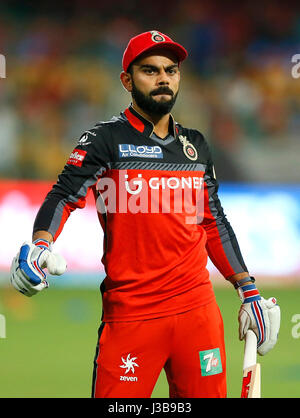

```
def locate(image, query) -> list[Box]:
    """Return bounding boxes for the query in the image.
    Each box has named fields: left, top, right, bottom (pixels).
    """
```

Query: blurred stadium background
left=0, top=0, right=300, bottom=398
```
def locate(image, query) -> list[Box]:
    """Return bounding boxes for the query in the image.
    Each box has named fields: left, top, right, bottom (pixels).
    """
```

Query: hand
left=10, top=239, right=67, bottom=297
left=237, top=282, right=280, bottom=356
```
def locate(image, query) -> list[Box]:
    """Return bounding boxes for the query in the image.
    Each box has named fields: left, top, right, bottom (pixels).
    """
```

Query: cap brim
left=127, top=42, right=188, bottom=70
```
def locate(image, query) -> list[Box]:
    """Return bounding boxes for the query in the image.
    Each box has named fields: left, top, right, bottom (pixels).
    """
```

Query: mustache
left=150, top=87, right=174, bottom=96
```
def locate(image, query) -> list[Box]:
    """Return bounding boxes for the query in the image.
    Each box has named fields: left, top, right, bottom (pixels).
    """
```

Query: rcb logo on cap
left=151, top=31, right=165, bottom=43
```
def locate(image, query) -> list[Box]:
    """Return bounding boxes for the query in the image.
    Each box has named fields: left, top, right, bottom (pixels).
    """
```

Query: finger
left=239, top=310, right=250, bottom=340
left=33, top=280, right=49, bottom=292
left=46, top=253, right=67, bottom=275
left=39, top=249, right=50, bottom=269
left=268, top=305, right=281, bottom=341
left=10, top=255, right=19, bottom=275
left=11, top=273, right=27, bottom=294
left=13, top=267, right=47, bottom=296
left=265, top=297, right=277, bottom=309
left=11, top=272, right=32, bottom=296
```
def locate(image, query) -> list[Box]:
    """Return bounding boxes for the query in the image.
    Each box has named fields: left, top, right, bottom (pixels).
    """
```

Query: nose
left=157, top=69, right=169, bottom=85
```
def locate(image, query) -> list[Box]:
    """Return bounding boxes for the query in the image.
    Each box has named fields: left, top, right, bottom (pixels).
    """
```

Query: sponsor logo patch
left=119, top=353, right=139, bottom=382
left=119, top=144, right=163, bottom=159
left=67, top=149, right=87, bottom=167
left=77, top=130, right=96, bottom=146
left=199, top=348, right=223, bottom=377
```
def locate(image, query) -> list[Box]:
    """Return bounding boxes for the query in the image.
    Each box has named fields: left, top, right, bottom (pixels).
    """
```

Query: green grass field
left=0, top=282, right=299, bottom=398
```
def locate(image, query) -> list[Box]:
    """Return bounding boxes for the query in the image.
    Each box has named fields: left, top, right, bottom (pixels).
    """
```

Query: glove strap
left=233, top=276, right=255, bottom=289
left=237, top=281, right=261, bottom=304
left=33, top=239, right=51, bottom=251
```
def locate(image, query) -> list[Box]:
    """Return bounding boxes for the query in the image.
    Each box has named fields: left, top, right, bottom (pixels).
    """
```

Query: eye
left=143, top=68, right=155, bottom=74
left=167, top=67, right=177, bottom=75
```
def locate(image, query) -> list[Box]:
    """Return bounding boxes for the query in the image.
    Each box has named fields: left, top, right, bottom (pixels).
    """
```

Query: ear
left=120, top=71, right=133, bottom=93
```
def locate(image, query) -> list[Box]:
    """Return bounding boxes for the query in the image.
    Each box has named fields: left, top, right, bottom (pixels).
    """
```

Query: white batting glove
left=10, top=239, right=67, bottom=297
left=236, top=277, right=281, bottom=356
left=256, top=297, right=280, bottom=356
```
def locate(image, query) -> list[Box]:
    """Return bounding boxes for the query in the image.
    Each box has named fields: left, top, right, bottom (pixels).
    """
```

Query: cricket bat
left=241, top=329, right=261, bottom=398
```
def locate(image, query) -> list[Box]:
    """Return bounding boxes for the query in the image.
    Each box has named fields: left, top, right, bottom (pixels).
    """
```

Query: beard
left=131, top=81, right=178, bottom=116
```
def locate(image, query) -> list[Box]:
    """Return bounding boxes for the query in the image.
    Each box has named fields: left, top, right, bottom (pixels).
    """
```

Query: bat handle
left=243, top=329, right=257, bottom=370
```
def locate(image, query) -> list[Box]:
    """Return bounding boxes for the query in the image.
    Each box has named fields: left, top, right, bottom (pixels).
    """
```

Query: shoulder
left=177, top=124, right=206, bottom=143
left=76, top=115, right=124, bottom=147
left=94, top=115, right=125, bottom=131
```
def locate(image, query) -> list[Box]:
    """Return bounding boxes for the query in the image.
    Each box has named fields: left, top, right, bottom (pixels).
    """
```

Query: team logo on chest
left=178, top=135, right=198, bottom=161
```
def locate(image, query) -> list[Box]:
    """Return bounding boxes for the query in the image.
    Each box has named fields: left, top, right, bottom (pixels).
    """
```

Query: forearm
left=32, top=230, right=54, bottom=244
left=203, top=154, right=249, bottom=280
left=32, top=184, right=87, bottom=242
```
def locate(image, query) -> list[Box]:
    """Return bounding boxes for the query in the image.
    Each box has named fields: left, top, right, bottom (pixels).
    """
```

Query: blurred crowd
left=0, top=0, right=300, bottom=182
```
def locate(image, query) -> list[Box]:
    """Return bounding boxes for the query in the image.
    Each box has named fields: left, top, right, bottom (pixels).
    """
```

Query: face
left=121, top=50, right=181, bottom=116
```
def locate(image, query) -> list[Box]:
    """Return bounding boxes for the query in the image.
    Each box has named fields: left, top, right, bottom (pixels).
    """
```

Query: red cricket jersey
left=34, top=105, right=248, bottom=321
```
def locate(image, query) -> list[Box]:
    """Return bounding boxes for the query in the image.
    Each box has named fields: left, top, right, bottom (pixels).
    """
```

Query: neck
left=132, top=102, right=170, bottom=138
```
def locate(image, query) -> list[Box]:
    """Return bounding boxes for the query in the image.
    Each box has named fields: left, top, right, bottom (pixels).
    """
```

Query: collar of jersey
left=123, top=104, right=178, bottom=139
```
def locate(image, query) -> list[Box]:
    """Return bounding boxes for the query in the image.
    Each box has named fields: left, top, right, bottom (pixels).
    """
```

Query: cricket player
left=10, top=30, right=280, bottom=398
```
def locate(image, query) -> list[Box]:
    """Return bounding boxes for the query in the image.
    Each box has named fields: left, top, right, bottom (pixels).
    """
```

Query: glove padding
left=10, top=241, right=67, bottom=297
left=238, top=296, right=281, bottom=356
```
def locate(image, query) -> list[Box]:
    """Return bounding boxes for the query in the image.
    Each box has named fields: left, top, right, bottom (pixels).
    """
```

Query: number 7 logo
left=199, top=348, right=223, bottom=377
left=203, top=352, right=214, bottom=372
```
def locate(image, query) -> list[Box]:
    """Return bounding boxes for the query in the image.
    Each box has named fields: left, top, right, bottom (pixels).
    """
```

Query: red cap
left=122, top=30, right=188, bottom=72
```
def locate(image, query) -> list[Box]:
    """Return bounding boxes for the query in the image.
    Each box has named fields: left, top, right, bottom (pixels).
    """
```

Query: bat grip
left=243, top=329, right=257, bottom=370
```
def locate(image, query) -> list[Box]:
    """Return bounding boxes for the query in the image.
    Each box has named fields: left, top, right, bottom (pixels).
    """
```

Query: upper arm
left=33, top=127, right=111, bottom=241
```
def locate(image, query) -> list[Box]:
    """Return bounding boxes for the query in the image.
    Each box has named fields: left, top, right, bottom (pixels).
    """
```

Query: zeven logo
left=119, top=144, right=163, bottom=159
left=199, top=348, right=223, bottom=377
left=119, top=353, right=139, bottom=382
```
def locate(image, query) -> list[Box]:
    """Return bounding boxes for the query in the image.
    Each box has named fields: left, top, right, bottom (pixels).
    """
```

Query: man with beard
left=10, top=31, right=280, bottom=398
